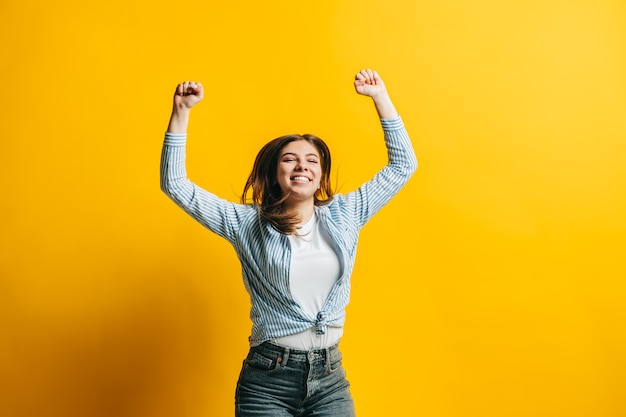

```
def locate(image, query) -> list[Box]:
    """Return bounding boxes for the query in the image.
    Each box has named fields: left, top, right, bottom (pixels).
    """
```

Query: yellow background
left=2, top=0, right=625, bottom=416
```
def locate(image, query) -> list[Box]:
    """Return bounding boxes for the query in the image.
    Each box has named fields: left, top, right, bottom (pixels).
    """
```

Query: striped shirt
left=160, top=116, right=417, bottom=346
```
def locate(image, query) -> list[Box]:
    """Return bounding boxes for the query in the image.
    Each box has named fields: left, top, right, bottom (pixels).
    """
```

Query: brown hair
left=241, top=134, right=334, bottom=234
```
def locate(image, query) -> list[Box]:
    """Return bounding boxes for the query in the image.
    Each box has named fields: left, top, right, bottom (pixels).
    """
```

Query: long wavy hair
left=241, top=134, right=334, bottom=234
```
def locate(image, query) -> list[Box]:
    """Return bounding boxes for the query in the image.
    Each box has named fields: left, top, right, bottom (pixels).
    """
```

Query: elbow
left=160, top=182, right=169, bottom=197
left=160, top=174, right=171, bottom=196
left=410, top=155, right=418, bottom=175
left=160, top=175, right=179, bottom=199
left=388, top=155, right=418, bottom=181
left=405, top=155, right=418, bottom=178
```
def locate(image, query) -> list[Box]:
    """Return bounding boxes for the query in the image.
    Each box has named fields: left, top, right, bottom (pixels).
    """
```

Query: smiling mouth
left=291, top=176, right=311, bottom=182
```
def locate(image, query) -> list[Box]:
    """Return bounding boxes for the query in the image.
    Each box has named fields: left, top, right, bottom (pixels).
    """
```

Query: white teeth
left=292, top=176, right=310, bottom=182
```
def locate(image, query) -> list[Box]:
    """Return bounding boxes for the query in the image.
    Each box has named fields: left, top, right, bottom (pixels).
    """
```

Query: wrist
left=172, top=103, right=192, bottom=114
left=370, top=90, right=391, bottom=103
left=167, top=108, right=190, bottom=133
left=372, top=92, right=397, bottom=119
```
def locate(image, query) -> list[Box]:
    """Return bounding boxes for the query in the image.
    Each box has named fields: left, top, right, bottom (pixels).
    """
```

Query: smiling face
left=276, top=139, right=323, bottom=206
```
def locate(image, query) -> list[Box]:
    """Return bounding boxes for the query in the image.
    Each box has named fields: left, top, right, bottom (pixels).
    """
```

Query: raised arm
left=342, top=69, right=417, bottom=226
left=354, top=69, right=398, bottom=119
left=161, top=81, right=248, bottom=244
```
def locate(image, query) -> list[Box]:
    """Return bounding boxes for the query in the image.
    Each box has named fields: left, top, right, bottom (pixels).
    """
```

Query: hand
left=354, top=69, right=387, bottom=98
left=173, top=81, right=204, bottom=110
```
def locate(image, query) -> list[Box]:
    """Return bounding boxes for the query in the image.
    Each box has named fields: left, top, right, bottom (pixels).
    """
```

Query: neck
left=284, top=200, right=315, bottom=226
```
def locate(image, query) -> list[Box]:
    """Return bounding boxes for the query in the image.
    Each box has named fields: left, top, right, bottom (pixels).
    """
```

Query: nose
left=296, top=161, right=309, bottom=171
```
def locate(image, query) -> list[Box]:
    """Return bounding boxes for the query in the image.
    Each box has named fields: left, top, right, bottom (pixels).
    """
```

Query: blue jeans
left=235, top=341, right=356, bottom=416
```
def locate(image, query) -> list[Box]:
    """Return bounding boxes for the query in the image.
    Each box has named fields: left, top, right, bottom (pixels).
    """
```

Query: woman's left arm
left=342, top=69, right=418, bottom=226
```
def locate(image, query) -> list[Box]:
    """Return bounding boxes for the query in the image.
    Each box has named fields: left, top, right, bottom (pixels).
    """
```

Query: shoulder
left=317, top=194, right=353, bottom=220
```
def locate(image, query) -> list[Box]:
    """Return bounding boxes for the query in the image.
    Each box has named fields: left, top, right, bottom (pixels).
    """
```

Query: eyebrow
left=281, top=152, right=320, bottom=158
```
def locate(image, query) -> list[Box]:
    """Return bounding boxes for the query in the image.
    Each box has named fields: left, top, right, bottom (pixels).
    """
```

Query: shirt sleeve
left=341, top=116, right=418, bottom=228
left=160, top=132, right=250, bottom=244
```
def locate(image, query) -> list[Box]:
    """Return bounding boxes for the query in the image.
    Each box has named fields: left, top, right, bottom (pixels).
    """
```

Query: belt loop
left=281, top=347, right=290, bottom=367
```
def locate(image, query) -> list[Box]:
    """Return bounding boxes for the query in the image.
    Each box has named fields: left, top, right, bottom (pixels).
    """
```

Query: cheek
left=277, top=165, right=289, bottom=179
left=315, top=169, right=324, bottom=185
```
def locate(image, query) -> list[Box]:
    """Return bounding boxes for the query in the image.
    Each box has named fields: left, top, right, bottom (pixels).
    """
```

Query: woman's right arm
left=161, top=81, right=245, bottom=243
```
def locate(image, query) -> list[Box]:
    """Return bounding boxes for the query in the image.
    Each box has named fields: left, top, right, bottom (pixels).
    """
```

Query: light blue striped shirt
left=161, top=116, right=417, bottom=346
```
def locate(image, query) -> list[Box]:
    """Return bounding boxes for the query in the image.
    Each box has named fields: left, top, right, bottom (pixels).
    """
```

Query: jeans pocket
left=244, top=350, right=279, bottom=372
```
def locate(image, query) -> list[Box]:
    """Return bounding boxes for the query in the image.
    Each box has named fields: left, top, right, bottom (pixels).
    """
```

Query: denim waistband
left=253, top=341, right=340, bottom=364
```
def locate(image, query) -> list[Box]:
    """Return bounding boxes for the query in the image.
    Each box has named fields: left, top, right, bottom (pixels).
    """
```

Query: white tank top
left=272, top=212, right=343, bottom=349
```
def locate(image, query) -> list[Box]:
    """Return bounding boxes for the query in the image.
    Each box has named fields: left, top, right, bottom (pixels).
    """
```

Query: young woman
left=161, top=69, right=417, bottom=416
